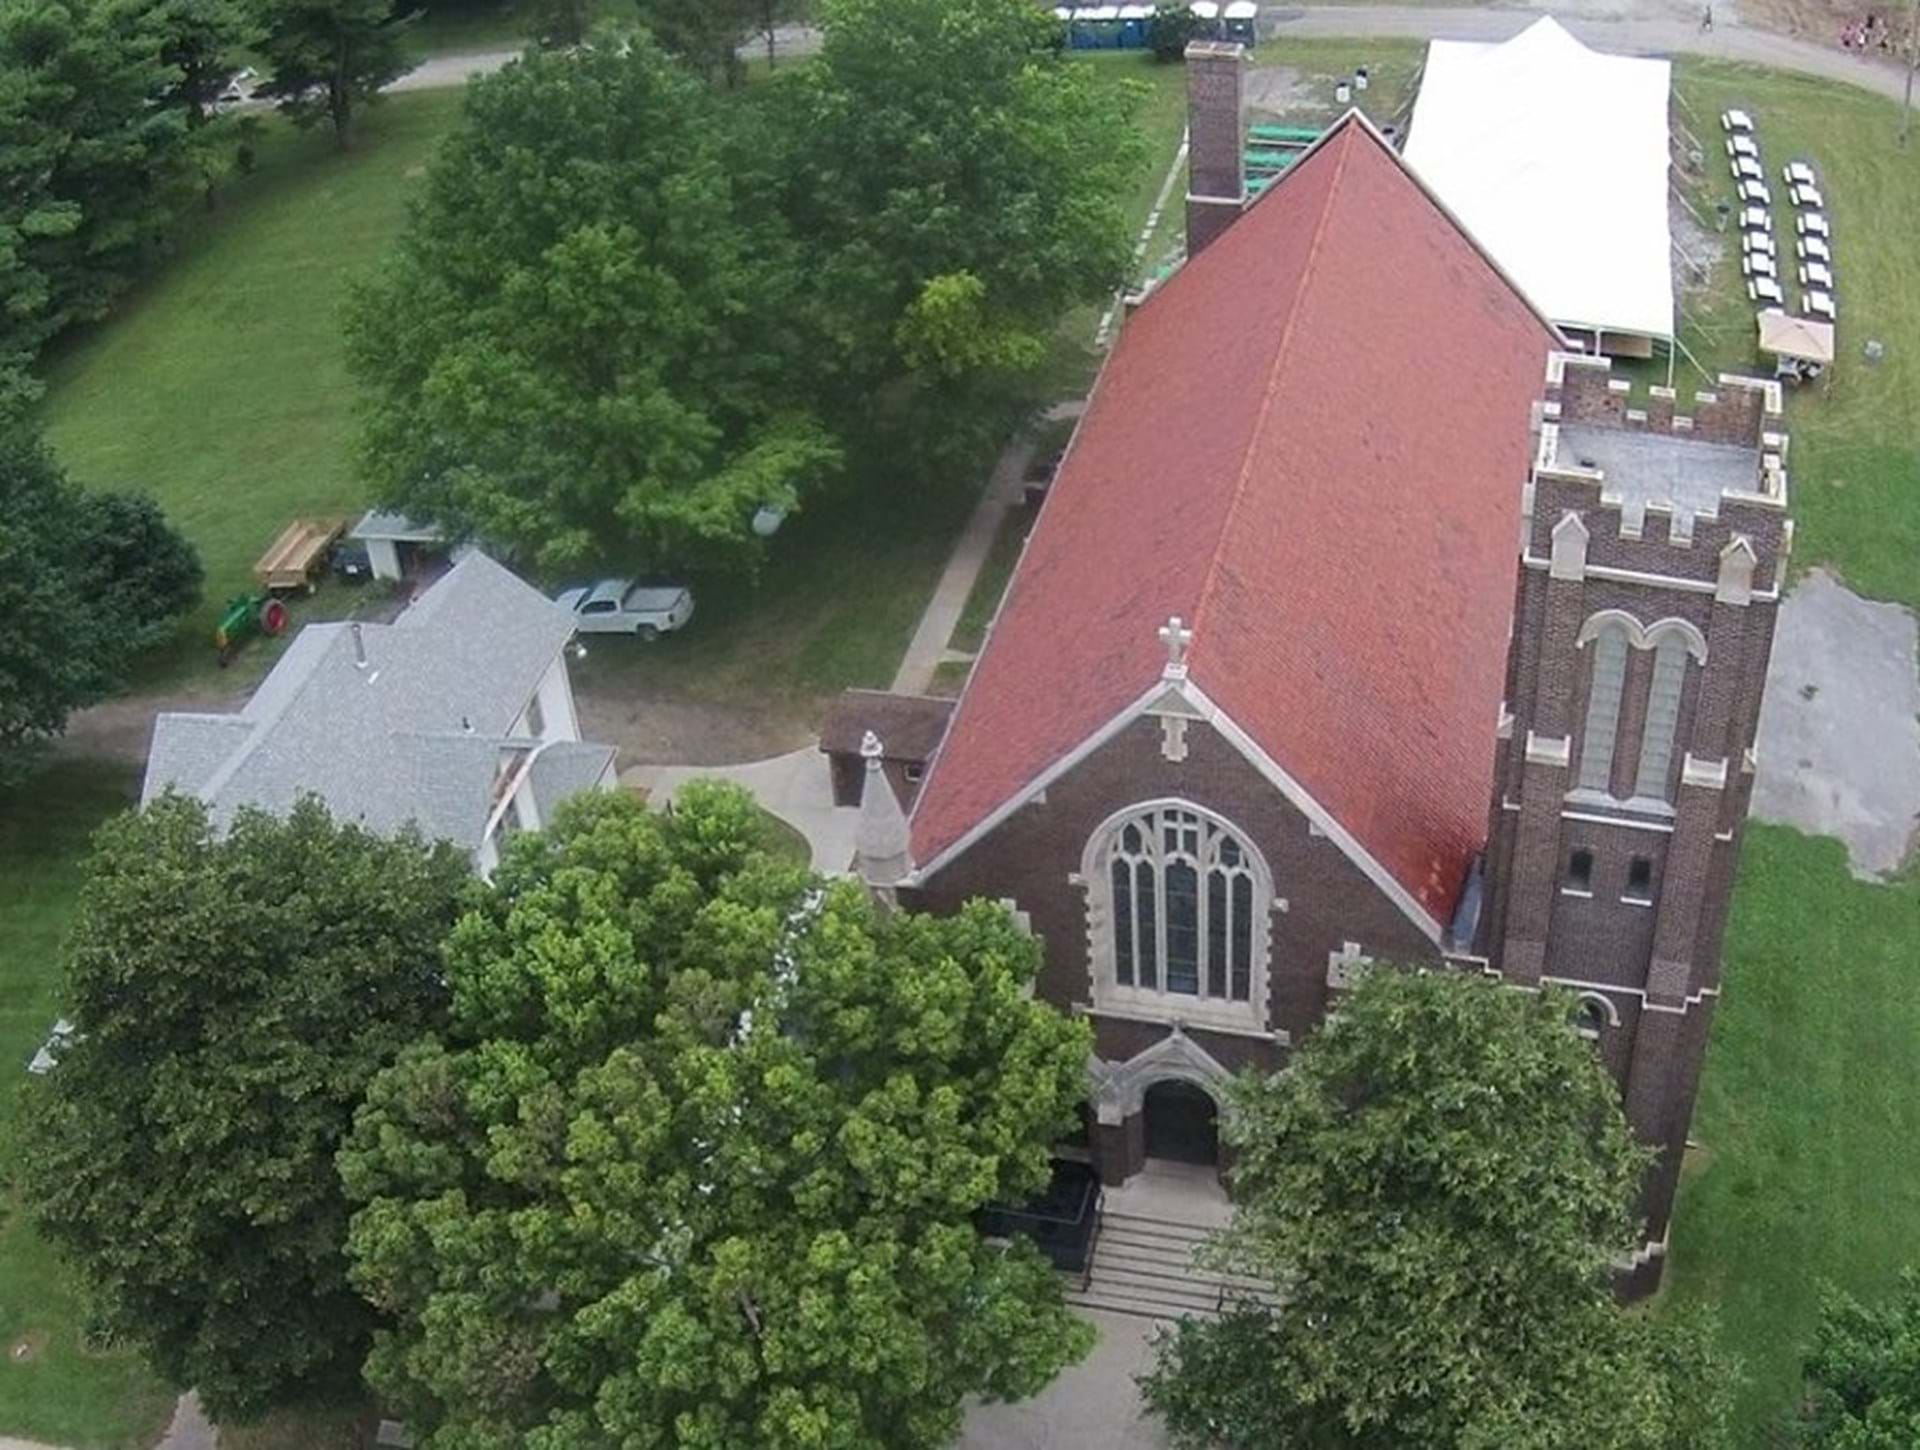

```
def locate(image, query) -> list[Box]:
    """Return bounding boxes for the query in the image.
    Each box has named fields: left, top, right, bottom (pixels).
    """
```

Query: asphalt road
left=383, top=10, right=1914, bottom=102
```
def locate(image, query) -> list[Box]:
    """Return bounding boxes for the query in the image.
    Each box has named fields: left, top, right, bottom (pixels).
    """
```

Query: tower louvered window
left=1634, top=635, right=1689, bottom=799
left=1577, top=625, right=1630, bottom=792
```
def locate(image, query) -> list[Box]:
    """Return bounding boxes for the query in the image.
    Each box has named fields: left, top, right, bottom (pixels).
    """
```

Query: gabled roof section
left=908, top=114, right=1559, bottom=928
left=141, top=552, right=598, bottom=853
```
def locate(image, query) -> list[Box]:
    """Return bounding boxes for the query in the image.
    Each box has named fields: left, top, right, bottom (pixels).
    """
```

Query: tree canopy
left=345, top=40, right=839, bottom=575
left=339, top=783, right=1095, bottom=1448
left=0, top=0, right=193, bottom=415
left=774, top=0, right=1141, bottom=410
left=1795, top=1270, right=1920, bottom=1447
left=20, top=795, right=471, bottom=1420
left=255, top=0, right=412, bottom=148
left=1139, top=968, right=1736, bottom=1450
left=0, top=427, right=202, bottom=777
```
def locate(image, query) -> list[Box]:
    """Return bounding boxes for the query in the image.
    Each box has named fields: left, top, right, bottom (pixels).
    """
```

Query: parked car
left=1722, top=108, right=1754, bottom=133
left=329, top=537, right=374, bottom=582
left=1744, top=231, right=1776, bottom=258
left=1783, top=161, right=1817, bottom=187
left=1797, top=211, right=1831, bottom=238
left=1726, top=134, right=1759, bottom=160
left=1748, top=277, right=1785, bottom=305
left=1737, top=178, right=1772, bottom=205
left=1798, top=235, right=1832, bottom=264
left=1731, top=155, right=1765, bottom=183
left=555, top=578, right=695, bottom=639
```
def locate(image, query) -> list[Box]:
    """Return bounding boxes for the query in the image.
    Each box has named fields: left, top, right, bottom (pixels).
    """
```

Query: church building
left=827, top=54, right=1790, bottom=1296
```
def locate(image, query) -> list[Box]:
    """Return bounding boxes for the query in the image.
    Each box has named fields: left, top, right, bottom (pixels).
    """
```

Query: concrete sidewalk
left=621, top=745, right=859, bottom=874
left=891, top=401, right=1085, bottom=698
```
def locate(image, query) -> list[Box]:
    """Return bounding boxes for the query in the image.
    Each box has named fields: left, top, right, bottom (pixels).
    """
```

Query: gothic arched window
left=1574, top=613, right=1708, bottom=805
left=1089, top=804, right=1268, bottom=1019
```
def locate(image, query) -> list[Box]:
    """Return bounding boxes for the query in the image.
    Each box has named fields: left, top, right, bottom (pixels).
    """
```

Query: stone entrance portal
left=1143, top=1079, right=1219, bottom=1165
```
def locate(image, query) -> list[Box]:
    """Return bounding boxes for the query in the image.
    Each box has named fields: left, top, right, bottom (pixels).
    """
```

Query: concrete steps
left=1065, top=1208, right=1276, bottom=1323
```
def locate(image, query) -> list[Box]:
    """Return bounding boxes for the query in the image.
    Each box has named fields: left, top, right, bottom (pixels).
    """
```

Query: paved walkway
left=620, top=745, right=859, bottom=874
left=1267, top=6, right=1916, bottom=103
left=891, top=401, right=1084, bottom=697
left=1753, top=570, right=1920, bottom=878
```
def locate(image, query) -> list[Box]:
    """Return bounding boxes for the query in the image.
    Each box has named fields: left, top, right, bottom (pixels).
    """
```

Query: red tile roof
left=908, top=115, right=1559, bottom=929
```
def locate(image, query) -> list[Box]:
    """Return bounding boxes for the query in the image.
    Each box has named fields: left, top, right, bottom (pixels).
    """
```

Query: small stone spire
left=1159, top=615, right=1193, bottom=678
left=855, top=731, right=911, bottom=888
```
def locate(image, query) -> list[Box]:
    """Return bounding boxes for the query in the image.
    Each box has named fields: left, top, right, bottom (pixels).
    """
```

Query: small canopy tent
left=1403, top=18, right=1674, bottom=347
left=1757, top=308, right=1835, bottom=363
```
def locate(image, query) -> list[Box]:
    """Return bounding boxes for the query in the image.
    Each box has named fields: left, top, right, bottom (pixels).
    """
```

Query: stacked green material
left=1244, top=148, right=1297, bottom=172
left=1249, top=123, right=1321, bottom=145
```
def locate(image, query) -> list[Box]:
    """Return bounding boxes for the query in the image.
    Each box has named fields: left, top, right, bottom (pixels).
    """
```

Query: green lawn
left=1664, top=827, right=1920, bottom=1437
left=1659, top=61, right=1920, bottom=610
left=0, top=764, right=175, bottom=1449
left=40, top=90, right=467, bottom=692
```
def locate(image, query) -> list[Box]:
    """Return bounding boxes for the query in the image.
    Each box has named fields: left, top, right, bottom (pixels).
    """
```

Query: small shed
left=821, top=690, right=956, bottom=809
left=350, top=510, right=446, bottom=583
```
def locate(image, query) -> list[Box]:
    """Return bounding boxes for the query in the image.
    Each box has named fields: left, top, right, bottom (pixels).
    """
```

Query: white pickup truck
left=555, top=578, right=695, bottom=640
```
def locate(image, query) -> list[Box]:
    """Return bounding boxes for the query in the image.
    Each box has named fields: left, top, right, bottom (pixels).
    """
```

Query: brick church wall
left=903, top=712, right=1440, bottom=1054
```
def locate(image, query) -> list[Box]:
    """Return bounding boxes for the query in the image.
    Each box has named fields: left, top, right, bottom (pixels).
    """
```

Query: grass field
left=0, top=764, right=174, bottom=1449
left=40, top=90, right=467, bottom=691
left=1665, top=828, right=1920, bottom=1436
left=1661, top=61, right=1920, bottom=611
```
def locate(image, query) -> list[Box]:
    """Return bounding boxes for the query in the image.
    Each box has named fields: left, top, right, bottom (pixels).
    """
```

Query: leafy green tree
left=19, top=796, right=470, bottom=1420
left=0, top=0, right=191, bottom=412
left=1146, top=2, right=1197, bottom=62
left=1139, top=968, right=1737, bottom=1450
left=73, top=490, right=205, bottom=652
left=634, top=0, right=752, bottom=83
left=339, top=783, right=1094, bottom=1448
left=526, top=0, right=591, bottom=47
left=1796, top=1270, right=1920, bottom=1447
left=0, top=428, right=202, bottom=777
left=345, top=40, right=837, bottom=575
left=773, top=0, right=1142, bottom=410
left=143, top=0, right=262, bottom=204
left=255, top=0, right=411, bottom=148
left=746, top=0, right=805, bottom=68
left=146, top=0, right=260, bottom=126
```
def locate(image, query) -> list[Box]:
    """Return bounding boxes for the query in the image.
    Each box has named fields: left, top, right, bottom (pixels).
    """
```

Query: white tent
left=1403, top=18, right=1674, bottom=344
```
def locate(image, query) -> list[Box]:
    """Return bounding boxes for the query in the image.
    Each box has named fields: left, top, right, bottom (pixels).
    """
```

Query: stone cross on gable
left=1159, top=615, right=1193, bottom=676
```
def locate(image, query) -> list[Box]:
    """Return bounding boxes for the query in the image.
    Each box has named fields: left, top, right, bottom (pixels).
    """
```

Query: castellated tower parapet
left=1526, top=352, right=1793, bottom=598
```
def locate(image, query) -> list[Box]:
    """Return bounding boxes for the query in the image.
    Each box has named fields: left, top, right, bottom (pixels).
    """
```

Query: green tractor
left=214, top=592, right=289, bottom=667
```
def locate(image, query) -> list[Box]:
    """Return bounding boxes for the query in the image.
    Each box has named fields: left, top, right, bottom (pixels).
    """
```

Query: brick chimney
left=1184, top=41, right=1248, bottom=258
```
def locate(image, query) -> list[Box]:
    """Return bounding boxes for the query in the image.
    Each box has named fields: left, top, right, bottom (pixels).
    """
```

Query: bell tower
left=1482, top=352, right=1792, bottom=1294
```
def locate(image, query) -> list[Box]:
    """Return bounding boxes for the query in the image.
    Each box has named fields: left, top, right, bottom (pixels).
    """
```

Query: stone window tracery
left=1086, top=803, right=1270, bottom=1029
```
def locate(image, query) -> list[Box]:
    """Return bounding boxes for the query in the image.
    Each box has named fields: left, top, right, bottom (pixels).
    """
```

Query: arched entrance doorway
left=1143, top=1079, right=1219, bottom=1166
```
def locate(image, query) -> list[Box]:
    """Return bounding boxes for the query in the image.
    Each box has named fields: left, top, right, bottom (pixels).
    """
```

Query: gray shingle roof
left=141, top=553, right=605, bottom=854
left=528, top=741, right=617, bottom=822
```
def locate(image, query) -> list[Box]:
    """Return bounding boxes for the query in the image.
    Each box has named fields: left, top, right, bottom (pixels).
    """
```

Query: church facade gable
left=903, top=710, right=1439, bottom=1183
